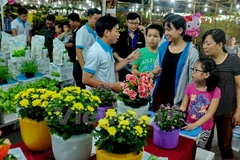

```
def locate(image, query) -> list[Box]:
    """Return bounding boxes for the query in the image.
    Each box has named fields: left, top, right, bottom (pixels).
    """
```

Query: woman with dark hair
left=150, top=14, right=199, bottom=111
left=202, top=29, right=240, bottom=160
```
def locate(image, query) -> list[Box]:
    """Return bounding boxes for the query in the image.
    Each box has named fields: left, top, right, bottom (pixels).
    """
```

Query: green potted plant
left=153, top=104, right=186, bottom=149
left=45, top=86, right=101, bottom=160
left=93, top=109, right=150, bottom=160
left=24, top=77, right=59, bottom=92
left=92, top=84, right=116, bottom=121
left=20, top=59, right=38, bottom=78
left=0, top=66, right=14, bottom=85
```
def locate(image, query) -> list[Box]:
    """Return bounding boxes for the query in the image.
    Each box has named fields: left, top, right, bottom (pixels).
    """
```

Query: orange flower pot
left=19, top=118, right=51, bottom=151
left=96, top=148, right=143, bottom=160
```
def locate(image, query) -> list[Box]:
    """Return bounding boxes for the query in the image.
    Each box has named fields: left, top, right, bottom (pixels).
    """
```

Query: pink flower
left=123, top=88, right=130, bottom=95
left=138, top=85, right=146, bottom=93
left=171, top=126, right=175, bottom=130
left=139, top=92, right=148, bottom=99
left=129, top=90, right=137, bottom=98
left=123, top=82, right=128, bottom=89
left=126, top=74, right=138, bottom=83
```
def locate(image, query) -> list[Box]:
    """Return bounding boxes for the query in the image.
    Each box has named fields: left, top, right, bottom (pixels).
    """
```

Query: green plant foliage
left=0, top=66, right=14, bottom=84
left=20, top=59, right=38, bottom=75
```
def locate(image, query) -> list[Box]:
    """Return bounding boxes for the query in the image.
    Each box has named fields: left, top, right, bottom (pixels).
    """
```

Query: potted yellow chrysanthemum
left=14, top=88, right=57, bottom=151
left=45, top=86, right=101, bottom=160
left=93, top=109, right=150, bottom=160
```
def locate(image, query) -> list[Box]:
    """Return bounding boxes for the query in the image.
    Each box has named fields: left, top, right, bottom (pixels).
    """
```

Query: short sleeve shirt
left=83, top=38, right=115, bottom=86
left=75, top=23, right=97, bottom=61
left=11, top=18, right=32, bottom=41
left=225, top=46, right=240, bottom=55
left=133, top=47, right=158, bottom=73
left=185, top=83, right=221, bottom=130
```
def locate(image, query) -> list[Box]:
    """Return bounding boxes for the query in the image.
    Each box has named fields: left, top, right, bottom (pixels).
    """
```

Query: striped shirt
left=214, top=54, right=240, bottom=116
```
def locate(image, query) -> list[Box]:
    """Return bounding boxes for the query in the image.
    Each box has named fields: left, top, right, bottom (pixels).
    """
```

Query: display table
left=11, top=135, right=196, bottom=160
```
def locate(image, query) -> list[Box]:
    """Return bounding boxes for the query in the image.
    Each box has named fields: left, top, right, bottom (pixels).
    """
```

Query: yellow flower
left=40, top=94, right=48, bottom=100
left=51, top=93, right=62, bottom=100
left=14, top=93, right=20, bottom=100
left=98, top=118, right=109, bottom=130
left=64, top=95, right=75, bottom=102
left=20, top=99, right=29, bottom=108
left=127, top=110, right=137, bottom=117
left=119, top=120, right=130, bottom=126
left=21, top=92, right=29, bottom=99
left=91, top=95, right=101, bottom=104
left=37, top=88, right=47, bottom=93
left=138, top=115, right=150, bottom=125
left=87, top=106, right=94, bottom=112
left=41, top=101, right=48, bottom=108
left=48, top=112, right=52, bottom=116
left=107, top=127, right=117, bottom=136
left=32, top=99, right=42, bottom=107
left=54, top=111, right=60, bottom=115
left=73, top=103, right=84, bottom=110
left=105, top=109, right=117, bottom=118
left=31, top=94, right=39, bottom=99
left=119, top=116, right=125, bottom=121
left=134, top=125, right=143, bottom=136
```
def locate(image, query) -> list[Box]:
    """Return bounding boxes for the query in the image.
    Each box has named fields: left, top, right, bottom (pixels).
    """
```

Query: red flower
left=126, top=74, right=138, bottom=83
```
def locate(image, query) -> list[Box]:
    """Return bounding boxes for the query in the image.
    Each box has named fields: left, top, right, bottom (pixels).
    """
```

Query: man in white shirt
left=11, top=7, right=32, bottom=44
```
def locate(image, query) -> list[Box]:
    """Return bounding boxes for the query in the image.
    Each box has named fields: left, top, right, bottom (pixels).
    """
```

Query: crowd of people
left=4, top=6, right=240, bottom=160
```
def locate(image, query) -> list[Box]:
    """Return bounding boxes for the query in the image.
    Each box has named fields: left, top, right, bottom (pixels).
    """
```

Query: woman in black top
left=202, top=29, right=240, bottom=160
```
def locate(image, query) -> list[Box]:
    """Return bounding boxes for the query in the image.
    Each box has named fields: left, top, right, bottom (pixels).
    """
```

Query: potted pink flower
left=117, top=73, right=154, bottom=118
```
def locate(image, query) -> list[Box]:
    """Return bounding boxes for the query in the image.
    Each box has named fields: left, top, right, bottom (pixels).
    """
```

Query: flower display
left=92, top=84, right=116, bottom=107
left=0, top=130, right=11, bottom=160
left=45, top=86, right=101, bottom=140
left=154, top=104, right=186, bottom=132
left=118, top=73, right=154, bottom=108
left=93, top=109, right=150, bottom=154
left=14, top=88, right=57, bottom=122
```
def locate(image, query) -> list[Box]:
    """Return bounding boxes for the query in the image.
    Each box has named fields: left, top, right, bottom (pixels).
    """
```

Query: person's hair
left=10, top=14, right=16, bottom=19
left=202, top=29, right=227, bottom=53
left=163, top=14, right=192, bottom=42
left=96, top=15, right=119, bottom=38
left=163, top=13, right=174, bottom=20
left=146, top=24, right=164, bottom=38
left=127, top=12, right=141, bottom=21
left=46, top=14, right=55, bottom=22
left=55, top=22, right=63, bottom=31
left=229, top=36, right=236, bottom=40
left=197, top=56, right=217, bottom=92
left=68, top=13, right=80, bottom=22
left=87, top=8, right=101, bottom=17
left=17, top=7, right=28, bottom=15
left=62, top=21, right=71, bottom=28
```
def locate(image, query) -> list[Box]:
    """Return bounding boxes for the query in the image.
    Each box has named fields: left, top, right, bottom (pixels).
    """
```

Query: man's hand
left=110, top=82, right=123, bottom=93
left=126, top=48, right=140, bottom=62
left=152, top=66, right=162, bottom=75
left=138, top=25, right=146, bottom=34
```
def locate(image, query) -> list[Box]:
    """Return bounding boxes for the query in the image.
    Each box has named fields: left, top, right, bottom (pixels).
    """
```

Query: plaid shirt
left=4, top=16, right=11, bottom=32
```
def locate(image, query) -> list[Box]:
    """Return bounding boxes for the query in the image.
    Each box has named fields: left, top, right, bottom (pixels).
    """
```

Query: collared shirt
left=42, top=26, right=55, bottom=52
left=84, top=38, right=115, bottom=86
left=76, top=23, right=97, bottom=61
left=11, top=17, right=32, bottom=41
left=4, top=16, right=11, bottom=33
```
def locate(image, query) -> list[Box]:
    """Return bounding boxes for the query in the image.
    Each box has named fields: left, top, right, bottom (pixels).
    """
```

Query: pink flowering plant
left=154, top=104, right=186, bottom=132
left=118, top=73, right=154, bottom=108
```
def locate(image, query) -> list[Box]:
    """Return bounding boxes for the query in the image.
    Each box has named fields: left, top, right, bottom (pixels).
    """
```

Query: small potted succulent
left=20, top=59, right=38, bottom=78
left=92, top=85, right=116, bottom=121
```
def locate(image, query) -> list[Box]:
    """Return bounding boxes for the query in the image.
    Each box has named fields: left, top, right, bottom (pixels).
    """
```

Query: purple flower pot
left=96, top=106, right=112, bottom=121
left=153, top=122, right=180, bottom=149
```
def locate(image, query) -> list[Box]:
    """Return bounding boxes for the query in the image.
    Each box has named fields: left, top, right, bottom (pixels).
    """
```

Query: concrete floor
left=1, top=124, right=240, bottom=160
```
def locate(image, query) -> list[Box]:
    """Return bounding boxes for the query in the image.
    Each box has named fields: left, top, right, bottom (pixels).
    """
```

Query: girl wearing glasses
left=179, top=57, right=221, bottom=149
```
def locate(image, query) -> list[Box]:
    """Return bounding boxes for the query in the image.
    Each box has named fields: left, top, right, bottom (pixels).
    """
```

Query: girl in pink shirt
left=180, top=57, right=221, bottom=148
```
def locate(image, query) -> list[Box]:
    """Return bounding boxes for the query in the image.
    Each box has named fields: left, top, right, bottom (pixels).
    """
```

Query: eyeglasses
left=127, top=21, right=140, bottom=26
left=191, top=68, right=204, bottom=73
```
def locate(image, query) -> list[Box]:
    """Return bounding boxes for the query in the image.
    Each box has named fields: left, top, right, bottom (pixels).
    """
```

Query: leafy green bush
left=0, top=66, right=14, bottom=84
left=20, top=59, right=38, bottom=75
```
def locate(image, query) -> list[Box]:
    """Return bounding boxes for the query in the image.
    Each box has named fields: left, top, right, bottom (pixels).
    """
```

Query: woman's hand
left=182, top=123, right=197, bottom=131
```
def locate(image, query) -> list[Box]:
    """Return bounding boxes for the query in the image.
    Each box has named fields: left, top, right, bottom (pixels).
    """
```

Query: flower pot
left=19, top=118, right=51, bottom=151
left=116, top=100, right=149, bottom=118
left=96, top=148, right=143, bottom=160
left=51, top=133, right=92, bottom=160
left=153, top=122, right=180, bottom=149
left=97, top=106, right=113, bottom=121
left=25, top=72, right=35, bottom=78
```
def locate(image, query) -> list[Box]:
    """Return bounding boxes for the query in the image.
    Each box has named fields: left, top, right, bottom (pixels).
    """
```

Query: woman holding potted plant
left=44, top=86, right=101, bottom=160
left=94, top=109, right=150, bottom=160
left=14, top=88, right=57, bottom=151
left=92, top=84, right=116, bottom=121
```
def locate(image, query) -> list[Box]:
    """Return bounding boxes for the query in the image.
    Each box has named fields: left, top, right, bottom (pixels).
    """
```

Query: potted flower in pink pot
left=154, top=104, right=186, bottom=149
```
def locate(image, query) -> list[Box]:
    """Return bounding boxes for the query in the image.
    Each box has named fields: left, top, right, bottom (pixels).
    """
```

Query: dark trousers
left=205, top=111, right=235, bottom=159
left=73, top=61, right=85, bottom=89
left=153, top=87, right=174, bottom=112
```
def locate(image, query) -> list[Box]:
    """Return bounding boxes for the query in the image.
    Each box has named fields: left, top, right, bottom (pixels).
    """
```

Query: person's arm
left=232, top=75, right=240, bottom=126
left=76, top=48, right=84, bottom=69
left=179, top=94, right=189, bottom=111
left=82, top=72, right=122, bottom=93
left=237, top=47, right=240, bottom=57
left=28, top=30, right=32, bottom=44
left=11, top=20, right=17, bottom=36
left=132, top=64, right=141, bottom=76
left=113, top=52, right=123, bottom=62
left=12, top=30, right=17, bottom=36
left=65, top=42, right=73, bottom=48
left=183, top=98, right=220, bottom=130
left=115, top=48, right=140, bottom=71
